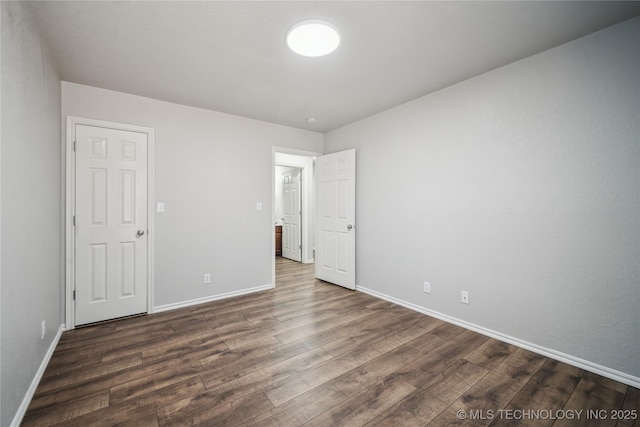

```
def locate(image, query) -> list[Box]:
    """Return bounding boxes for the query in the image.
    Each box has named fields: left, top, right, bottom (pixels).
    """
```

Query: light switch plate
left=461, top=291, right=469, bottom=304
left=157, top=202, right=165, bottom=213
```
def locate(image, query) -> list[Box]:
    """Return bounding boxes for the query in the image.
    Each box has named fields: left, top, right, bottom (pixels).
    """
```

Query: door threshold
left=75, top=312, right=147, bottom=328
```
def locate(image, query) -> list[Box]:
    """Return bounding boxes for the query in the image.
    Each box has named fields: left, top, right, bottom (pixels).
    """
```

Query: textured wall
left=325, top=17, right=640, bottom=380
left=1, top=2, right=63, bottom=425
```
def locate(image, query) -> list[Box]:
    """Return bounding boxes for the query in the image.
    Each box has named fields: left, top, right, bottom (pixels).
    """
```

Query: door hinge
left=73, top=215, right=76, bottom=226
left=73, top=290, right=76, bottom=300
left=299, top=244, right=302, bottom=250
left=73, top=140, right=77, bottom=151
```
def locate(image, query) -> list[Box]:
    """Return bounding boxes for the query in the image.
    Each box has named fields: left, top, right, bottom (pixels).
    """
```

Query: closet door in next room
left=282, top=168, right=302, bottom=262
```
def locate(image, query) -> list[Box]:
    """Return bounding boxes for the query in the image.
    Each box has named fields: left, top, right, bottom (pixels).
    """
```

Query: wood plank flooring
left=23, top=257, right=639, bottom=426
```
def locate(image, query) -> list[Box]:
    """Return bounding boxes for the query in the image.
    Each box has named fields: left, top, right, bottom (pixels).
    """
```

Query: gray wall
left=325, top=17, right=640, bottom=379
left=62, top=82, right=323, bottom=308
left=1, top=2, right=63, bottom=425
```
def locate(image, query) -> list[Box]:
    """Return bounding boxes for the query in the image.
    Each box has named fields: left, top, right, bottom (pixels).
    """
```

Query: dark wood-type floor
left=24, top=258, right=638, bottom=426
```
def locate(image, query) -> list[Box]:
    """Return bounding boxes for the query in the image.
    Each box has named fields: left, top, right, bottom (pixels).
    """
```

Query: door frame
left=65, top=116, right=155, bottom=329
left=272, top=147, right=321, bottom=287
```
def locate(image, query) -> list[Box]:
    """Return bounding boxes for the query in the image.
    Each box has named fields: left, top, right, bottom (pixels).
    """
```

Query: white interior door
left=282, top=168, right=302, bottom=262
left=315, top=149, right=356, bottom=290
left=74, top=124, right=148, bottom=325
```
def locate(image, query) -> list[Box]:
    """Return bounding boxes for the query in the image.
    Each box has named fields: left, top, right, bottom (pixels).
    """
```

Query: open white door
left=315, top=149, right=356, bottom=290
left=74, top=124, right=148, bottom=325
left=282, top=168, right=302, bottom=262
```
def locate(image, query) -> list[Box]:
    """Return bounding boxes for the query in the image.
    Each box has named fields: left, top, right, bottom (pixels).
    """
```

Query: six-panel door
left=74, top=124, right=148, bottom=325
left=282, top=168, right=302, bottom=262
left=315, top=149, right=356, bottom=290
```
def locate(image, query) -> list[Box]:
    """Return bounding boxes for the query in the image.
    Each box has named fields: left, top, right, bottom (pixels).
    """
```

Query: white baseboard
left=11, top=323, right=66, bottom=427
left=153, top=284, right=274, bottom=313
left=357, top=286, right=640, bottom=389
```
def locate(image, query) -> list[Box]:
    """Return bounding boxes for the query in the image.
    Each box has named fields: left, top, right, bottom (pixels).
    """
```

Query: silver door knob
left=347, top=224, right=353, bottom=230
left=136, top=230, right=145, bottom=237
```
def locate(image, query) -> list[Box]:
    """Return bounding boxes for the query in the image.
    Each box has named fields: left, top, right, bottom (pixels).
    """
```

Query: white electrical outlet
left=461, top=291, right=469, bottom=304
left=204, top=273, right=211, bottom=284
left=41, top=320, right=46, bottom=339
left=423, top=281, right=431, bottom=294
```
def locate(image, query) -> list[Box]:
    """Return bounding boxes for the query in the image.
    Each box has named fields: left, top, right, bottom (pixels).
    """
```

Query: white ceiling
left=28, top=1, right=640, bottom=132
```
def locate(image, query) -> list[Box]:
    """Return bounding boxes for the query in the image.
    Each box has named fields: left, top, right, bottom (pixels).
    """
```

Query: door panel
left=120, top=170, right=136, bottom=224
left=75, top=124, right=148, bottom=325
left=90, top=243, right=107, bottom=302
left=315, top=149, right=356, bottom=289
left=282, top=168, right=302, bottom=262
left=90, top=168, right=108, bottom=225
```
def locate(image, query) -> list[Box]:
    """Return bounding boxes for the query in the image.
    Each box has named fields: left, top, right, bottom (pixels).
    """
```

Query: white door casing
left=282, top=168, right=302, bottom=262
left=67, top=118, right=154, bottom=327
left=315, top=149, right=356, bottom=290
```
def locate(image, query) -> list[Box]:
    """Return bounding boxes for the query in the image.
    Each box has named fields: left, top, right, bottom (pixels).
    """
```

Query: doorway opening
left=272, top=148, right=320, bottom=287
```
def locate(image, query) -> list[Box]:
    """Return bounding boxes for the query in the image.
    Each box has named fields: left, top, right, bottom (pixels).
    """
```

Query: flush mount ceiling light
left=286, top=20, right=340, bottom=57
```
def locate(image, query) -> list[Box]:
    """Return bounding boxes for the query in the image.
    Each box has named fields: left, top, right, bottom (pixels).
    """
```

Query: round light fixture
left=286, top=20, right=340, bottom=57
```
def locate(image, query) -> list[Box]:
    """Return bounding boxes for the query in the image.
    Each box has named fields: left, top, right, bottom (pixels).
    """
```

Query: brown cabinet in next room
left=275, top=225, right=282, bottom=256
